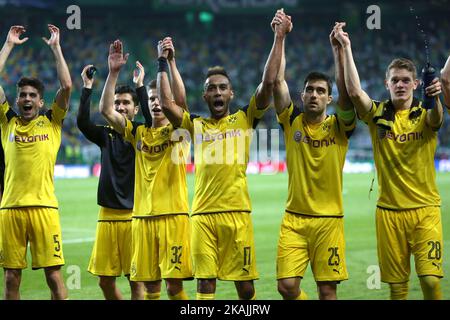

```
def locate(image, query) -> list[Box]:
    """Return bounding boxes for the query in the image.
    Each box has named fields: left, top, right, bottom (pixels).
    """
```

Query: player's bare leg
left=198, top=278, right=216, bottom=293
left=278, top=277, right=307, bottom=300
left=98, top=276, right=122, bottom=300
left=144, top=280, right=162, bottom=300
left=317, top=281, right=337, bottom=300
left=419, top=276, right=442, bottom=300
left=235, top=280, right=255, bottom=300
left=166, top=278, right=189, bottom=300
left=197, top=279, right=216, bottom=299
left=4, top=268, right=22, bottom=300
left=44, top=266, right=67, bottom=300
left=127, top=276, right=144, bottom=300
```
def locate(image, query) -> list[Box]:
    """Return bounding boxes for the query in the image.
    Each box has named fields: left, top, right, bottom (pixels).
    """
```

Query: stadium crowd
left=1, top=14, right=449, bottom=164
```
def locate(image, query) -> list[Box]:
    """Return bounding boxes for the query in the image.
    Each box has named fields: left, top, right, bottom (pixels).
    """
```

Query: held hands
left=108, top=39, right=129, bottom=73
left=133, top=61, right=145, bottom=87
left=158, top=37, right=175, bottom=60
left=81, top=65, right=95, bottom=89
left=271, top=8, right=293, bottom=36
left=42, top=24, right=61, bottom=49
left=332, top=22, right=351, bottom=48
left=6, top=25, right=28, bottom=46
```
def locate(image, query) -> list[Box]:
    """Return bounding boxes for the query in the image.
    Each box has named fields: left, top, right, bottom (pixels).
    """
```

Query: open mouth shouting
left=22, top=103, right=33, bottom=115
left=213, top=100, right=225, bottom=111
left=152, top=107, right=162, bottom=115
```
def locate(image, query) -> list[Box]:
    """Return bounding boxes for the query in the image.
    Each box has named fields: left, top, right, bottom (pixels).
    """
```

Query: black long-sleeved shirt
left=76, top=87, right=151, bottom=209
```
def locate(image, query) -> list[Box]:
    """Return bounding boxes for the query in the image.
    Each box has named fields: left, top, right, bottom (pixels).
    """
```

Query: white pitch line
left=64, top=237, right=95, bottom=244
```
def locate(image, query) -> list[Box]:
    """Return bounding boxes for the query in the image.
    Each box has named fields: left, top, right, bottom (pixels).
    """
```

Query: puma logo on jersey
left=432, top=262, right=441, bottom=270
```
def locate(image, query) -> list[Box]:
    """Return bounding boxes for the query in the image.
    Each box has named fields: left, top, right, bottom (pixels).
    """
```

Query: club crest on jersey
left=130, top=262, right=137, bottom=278
left=294, top=131, right=302, bottom=142
left=322, top=122, right=331, bottom=132
left=160, top=127, right=170, bottom=137
left=36, top=119, right=45, bottom=127
left=410, top=117, right=420, bottom=125
left=228, top=115, right=237, bottom=124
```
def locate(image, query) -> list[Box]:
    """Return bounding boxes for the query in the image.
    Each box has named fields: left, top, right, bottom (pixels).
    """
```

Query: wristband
left=157, top=57, right=169, bottom=73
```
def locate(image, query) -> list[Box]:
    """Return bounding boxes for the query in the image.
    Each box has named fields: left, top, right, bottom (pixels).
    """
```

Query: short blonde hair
left=386, top=58, right=417, bottom=80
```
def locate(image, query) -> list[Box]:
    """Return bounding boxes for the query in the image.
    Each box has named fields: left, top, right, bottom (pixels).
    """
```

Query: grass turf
left=1, top=172, right=449, bottom=300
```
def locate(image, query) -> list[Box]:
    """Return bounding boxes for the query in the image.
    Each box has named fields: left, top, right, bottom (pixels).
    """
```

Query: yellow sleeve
left=180, top=111, right=194, bottom=136
left=276, top=102, right=295, bottom=131
left=0, top=101, right=10, bottom=126
left=123, top=118, right=136, bottom=145
left=360, top=100, right=380, bottom=124
left=50, top=102, right=68, bottom=126
left=244, top=95, right=270, bottom=129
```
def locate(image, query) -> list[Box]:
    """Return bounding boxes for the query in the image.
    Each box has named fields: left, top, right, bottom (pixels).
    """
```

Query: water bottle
left=86, top=66, right=97, bottom=80
left=421, top=63, right=436, bottom=109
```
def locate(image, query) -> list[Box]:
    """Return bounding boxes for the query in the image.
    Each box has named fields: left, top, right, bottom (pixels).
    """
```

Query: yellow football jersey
left=124, top=120, right=190, bottom=217
left=277, top=104, right=355, bottom=216
left=362, top=100, right=441, bottom=209
left=0, top=101, right=66, bottom=208
left=180, top=95, right=267, bottom=215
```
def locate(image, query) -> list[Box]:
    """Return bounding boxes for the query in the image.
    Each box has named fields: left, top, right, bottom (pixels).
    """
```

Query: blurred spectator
left=1, top=10, right=449, bottom=164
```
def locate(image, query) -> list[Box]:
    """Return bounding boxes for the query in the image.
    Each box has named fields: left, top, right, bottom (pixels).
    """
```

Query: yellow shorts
left=0, top=207, right=64, bottom=269
left=277, top=212, right=348, bottom=282
left=191, top=212, right=258, bottom=281
left=376, top=206, right=444, bottom=283
left=130, top=214, right=193, bottom=282
left=87, top=207, right=133, bottom=277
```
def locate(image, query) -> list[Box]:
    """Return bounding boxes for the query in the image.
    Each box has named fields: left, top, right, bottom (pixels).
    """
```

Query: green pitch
left=1, top=173, right=449, bottom=300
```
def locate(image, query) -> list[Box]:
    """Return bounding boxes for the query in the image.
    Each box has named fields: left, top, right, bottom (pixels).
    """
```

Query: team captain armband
left=336, top=107, right=356, bottom=121
left=157, top=57, right=169, bottom=73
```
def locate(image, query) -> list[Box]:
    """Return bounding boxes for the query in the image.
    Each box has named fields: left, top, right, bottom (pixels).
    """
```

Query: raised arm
left=42, top=24, right=72, bottom=110
left=255, top=9, right=292, bottom=110
left=77, top=65, right=103, bottom=145
left=160, top=37, right=188, bottom=111
left=99, top=40, right=129, bottom=135
left=334, top=22, right=372, bottom=119
left=272, top=10, right=292, bottom=114
left=330, top=24, right=355, bottom=124
left=442, top=55, right=450, bottom=108
left=157, top=39, right=184, bottom=127
left=0, top=26, right=28, bottom=103
left=424, top=77, right=444, bottom=129
left=133, top=60, right=152, bottom=126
